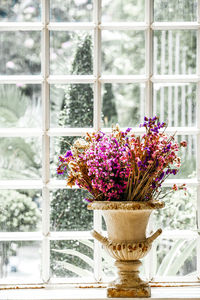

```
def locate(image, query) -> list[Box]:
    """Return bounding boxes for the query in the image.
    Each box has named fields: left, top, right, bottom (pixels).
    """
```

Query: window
left=0, top=0, right=199, bottom=285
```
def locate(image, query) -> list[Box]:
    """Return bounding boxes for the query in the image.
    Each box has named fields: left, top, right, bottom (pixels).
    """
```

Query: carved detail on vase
left=91, top=229, right=162, bottom=261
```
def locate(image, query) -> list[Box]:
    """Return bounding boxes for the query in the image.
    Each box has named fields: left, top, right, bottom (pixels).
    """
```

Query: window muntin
left=0, top=0, right=199, bottom=284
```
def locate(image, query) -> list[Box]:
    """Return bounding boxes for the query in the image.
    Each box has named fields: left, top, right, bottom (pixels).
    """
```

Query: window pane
left=154, top=0, right=197, bottom=22
left=153, top=83, right=196, bottom=127
left=0, top=0, right=41, bottom=22
left=155, top=238, right=197, bottom=278
left=50, top=240, right=94, bottom=279
left=50, top=0, right=93, bottom=22
left=0, top=190, right=42, bottom=232
left=101, top=83, right=145, bottom=127
left=0, top=32, right=41, bottom=75
left=154, top=187, right=197, bottom=230
left=50, top=84, right=93, bottom=128
left=102, top=31, right=145, bottom=75
left=0, top=137, right=42, bottom=180
left=175, top=135, right=196, bottom=179
left=154, top=30, right=196, bottom=75
left=50, top=189, right=93, bottom=231
left=0, top=84, right=41, bottom=128
left=50, top=32, right=93, bottom=75
left=0, top=241, right=41, bottom=282
left=102, top=0, right=145, bottom=22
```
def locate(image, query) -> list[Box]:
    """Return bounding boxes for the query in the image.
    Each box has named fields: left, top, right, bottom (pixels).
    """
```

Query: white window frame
left=0, top=0, right=200, bottom=286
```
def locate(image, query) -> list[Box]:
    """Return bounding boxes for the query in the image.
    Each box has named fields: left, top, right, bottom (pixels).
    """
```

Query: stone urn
left=88, top=201, right=164, bottom=298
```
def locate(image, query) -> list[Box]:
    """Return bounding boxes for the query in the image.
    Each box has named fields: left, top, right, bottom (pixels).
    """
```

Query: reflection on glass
left=0, top=85, right=41, bottom=128
left=102, top=31, right=145, bottom=75
left=50, top=0, right=93, bottom=22
left=154, top=30, right=196, bottom=75
left=102, top=0, right=145, bottom=22
left=50, top=32, right=93, bottom=75
left=50, top=85, right=93, bottom=128
left=0, top=190, right=42, bottom=232
left=155, top=239, right=197, bottom=277
left=0, top=241, right=41, bottom=281
left=50, top=189, right=92, bottom=231
left=0, top=32, right=41, bottom=75
left=0, top=0, right=41, bottom=22
left=50, top=240, right=94, bottom=278
left=0, top=137, right=42, bottom=180
left=154, top=187, right=197, bottom=230
left=154, top=0, right=197, bottom=22
left=153, top=83, right=196, bottom=127
left=102, top=83, right=145, bottom=127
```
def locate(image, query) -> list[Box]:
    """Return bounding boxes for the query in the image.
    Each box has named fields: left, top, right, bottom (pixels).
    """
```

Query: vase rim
left=87, top=200, right=164, bottom=211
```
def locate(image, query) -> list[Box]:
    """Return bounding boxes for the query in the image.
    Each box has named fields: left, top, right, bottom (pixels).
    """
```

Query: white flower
left=74, top=0, right=88, bottom=5
left=6, top=61, right=16, bottom=69
left=24, top=6, right=35, bottom=14
left=24, top=38, right=34, bottom=48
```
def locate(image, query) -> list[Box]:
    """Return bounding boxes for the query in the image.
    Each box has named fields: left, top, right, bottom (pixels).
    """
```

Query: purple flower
left=64, top=150, right=73, bottom=158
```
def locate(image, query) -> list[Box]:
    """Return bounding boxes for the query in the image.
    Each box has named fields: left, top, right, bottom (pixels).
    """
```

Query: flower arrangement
left=57, top=116, right=187, bottom=202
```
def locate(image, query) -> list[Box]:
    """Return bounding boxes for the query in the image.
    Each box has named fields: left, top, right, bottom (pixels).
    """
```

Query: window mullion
left=145, top=0, right=154, bottom=281
left=93, top=0, right=102, bottom=282
left=196, top=0, right=200, bottom=280
left=41, top=0, right=50, bottom=284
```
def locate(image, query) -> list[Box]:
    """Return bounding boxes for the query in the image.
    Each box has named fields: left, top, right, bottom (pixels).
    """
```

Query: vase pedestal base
left=107, top=286, right=150, bottom=298
left=107, top=260, right=151, bottom=298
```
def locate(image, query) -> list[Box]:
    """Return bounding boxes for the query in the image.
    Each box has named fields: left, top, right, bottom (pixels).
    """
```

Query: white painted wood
left=2, top=286, right=200, bottom=300
left=0, top=75, right=43, bottom=83
left=41, top=0, right=50, bottom=284
left=93, top=0, right=102, bottom=282
left=197, top=0, right=200, bottom=279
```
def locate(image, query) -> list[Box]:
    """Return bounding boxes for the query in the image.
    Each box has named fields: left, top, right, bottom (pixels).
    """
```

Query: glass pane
left=50, top=32, right=93, bottom=75
left=0, top=241, right=41, bottom=282
left=0, top=137, right=42, bottom=180
left=175, top=135, right=196, bottom=179
left=50, top=189, right=93, bottom=231
left=0, top=190, right=42, bottom=232
left=50, top=0, right=93, bottom=22
left=155, top=238, right=197, bottom=278
left=102, top=31, right=145, bottom=75
left=102, top=83, right=145, bottom=127
left=154, top=187, right=197, bottom=230
left=0, top=84, right=41, bottom=128
left=50, top=240, right=94, bottom=278
left=153, top=83, right=196, bottom=127
left=102, top=0, right=145, bottom=22
left=0, top=0, right=41, bottom=22
left=154, top=30, right=196, bottom=75
left=0, top=32, right=41, bottom=75
left=154, top=0, right=197, bottom=22
left=50, top=84, right=93, bottom=128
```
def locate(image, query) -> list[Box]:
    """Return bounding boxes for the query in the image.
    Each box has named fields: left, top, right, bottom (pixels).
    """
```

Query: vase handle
left=91, top=230, right=109, bottom=246
left=146, top=228, right=162, bottom=244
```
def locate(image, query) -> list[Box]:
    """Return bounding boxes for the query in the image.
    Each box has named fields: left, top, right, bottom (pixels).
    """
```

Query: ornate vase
left=88, top=201, right=164, bottom=298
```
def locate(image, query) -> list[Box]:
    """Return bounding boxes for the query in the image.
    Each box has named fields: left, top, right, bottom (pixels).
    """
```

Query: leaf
left=56, top=260, right=92, bottom=277
left=52, top=249, right=93, bottom=268
left=157, top=240, right=186, bottom=276
left=167, top=240, right=196, bottom=276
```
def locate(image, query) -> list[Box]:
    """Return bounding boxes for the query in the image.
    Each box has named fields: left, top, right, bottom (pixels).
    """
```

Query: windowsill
left=1, top=286, right=200, bottom=300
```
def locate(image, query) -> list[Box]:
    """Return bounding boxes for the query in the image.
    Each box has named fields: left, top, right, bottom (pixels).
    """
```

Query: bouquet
left=57, top=116, right=187, bottom=202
